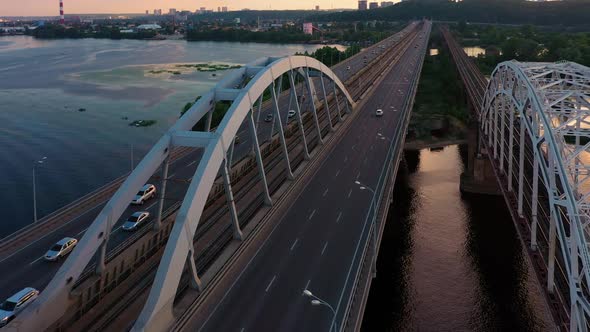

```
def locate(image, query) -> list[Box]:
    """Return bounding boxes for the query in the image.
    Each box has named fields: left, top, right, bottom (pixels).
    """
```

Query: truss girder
left=481, top=60, right=590, bottom=331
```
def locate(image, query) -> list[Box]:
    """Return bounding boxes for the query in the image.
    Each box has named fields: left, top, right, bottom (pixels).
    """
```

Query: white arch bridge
left=481, top=61, right=590, bottom=330
left=8, top=55, right=355, bottom=331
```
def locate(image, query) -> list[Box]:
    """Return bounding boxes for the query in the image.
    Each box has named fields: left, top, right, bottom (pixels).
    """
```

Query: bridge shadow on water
left=361, top=145, right=547, bottom=332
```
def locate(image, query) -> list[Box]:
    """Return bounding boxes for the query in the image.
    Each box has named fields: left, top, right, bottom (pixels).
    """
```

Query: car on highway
left=131, top=184, right=156, bottom=205
left=264, top=113, right=273, bottom=122
left=346, top=66, right=351, bottom=70
left=376, top=109, right=384, bottom=117
left=44, top=237, right=77, bottom=261
left=122, top=211, right=150, bottom=231
left=234, top=136, right=241, bottom=144
left=288, top=110, right=296, bottom=118
left=0, top=287, right=39, bottom=327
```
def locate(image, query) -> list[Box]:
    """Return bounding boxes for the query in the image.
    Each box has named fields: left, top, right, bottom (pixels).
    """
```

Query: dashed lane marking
left=290, top=238, right=299, bottom=251
left=265, top=275, right=277, bottom=293
left=321, top=242, right=328, bottom=256
left=308, top=209, right=316, bottom=220
left=336, top=211, right=343, bottom=223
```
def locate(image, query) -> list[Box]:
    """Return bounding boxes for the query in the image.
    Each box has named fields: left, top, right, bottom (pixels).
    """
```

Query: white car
left=131, top=184, right=156, bottom=205
left=376, top=109, right=384, bottom=117
left=288, top=110, right=296, bottom=118
left=44, top=237, right=77, bottom=261
left=0, top=288, right=39, bottom=327
left=123, top=211, right=150, bottom=231
left=346, top=66, right=351, bottom=70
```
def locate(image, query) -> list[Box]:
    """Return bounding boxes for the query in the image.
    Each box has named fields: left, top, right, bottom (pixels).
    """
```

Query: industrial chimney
left=59, top=0, right=65, bottom=24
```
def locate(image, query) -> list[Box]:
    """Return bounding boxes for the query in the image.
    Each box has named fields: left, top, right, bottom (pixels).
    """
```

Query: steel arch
left=481, top=60, right=590, bottom=330
left=9, top=56, right=354, bottom=332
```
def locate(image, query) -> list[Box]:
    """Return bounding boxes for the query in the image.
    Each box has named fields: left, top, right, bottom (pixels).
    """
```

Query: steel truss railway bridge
left=442, top=26, right=590, bottom=331
left=5, top=21, right=431, bottom=332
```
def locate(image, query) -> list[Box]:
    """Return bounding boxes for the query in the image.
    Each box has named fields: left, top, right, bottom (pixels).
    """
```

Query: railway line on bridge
left=4, top=22, right=428, bottom=332
left=442, top=26, right=590, bottom=330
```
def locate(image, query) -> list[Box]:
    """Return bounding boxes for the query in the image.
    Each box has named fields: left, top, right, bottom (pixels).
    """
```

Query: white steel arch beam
left=480, top=60, right=590, bottom=331
left=133, top=56, right=354, bottom=331
left=6, top=56, right=353, bottom=332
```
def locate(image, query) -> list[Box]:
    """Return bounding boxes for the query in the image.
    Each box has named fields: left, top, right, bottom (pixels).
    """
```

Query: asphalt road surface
left=197, top=22, right=431, bottom=332
left=0, top=23, right=418, bottom=303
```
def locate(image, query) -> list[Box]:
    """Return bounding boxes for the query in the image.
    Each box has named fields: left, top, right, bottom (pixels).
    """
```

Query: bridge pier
left=459, top=120, right=500, bottom=196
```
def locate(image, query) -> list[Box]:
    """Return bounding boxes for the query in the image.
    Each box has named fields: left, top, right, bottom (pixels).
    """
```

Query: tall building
left=145, top=10, right=149, bottom=15
left=358, top=0, right=368, bottom=10
left=369, top=2, right=379, bottom=9
left=381, top=1, right=394, bottom=7
left=169, top=8, right=177, bottom=15
left=222, top=6, right=228, bottom=12
left=315, top=5, right=320, bottom=10
left=218, top=7, right=221, bottom=12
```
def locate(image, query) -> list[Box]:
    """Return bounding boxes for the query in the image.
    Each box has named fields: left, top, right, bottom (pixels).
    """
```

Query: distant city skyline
left=3, top=0, right=366, bottom=16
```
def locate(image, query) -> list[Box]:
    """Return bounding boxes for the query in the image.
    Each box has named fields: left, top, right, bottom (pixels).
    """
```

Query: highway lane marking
left=186, top=160, right=198, bottom=167
left=323, top=188, right=329, bottom=197
left=335, top=169, right=340, bottom=177
left=356, top=171, right=361, bottom=179
left=290, top=238, right=299, bottom=251
left=76, top=227, right=89, bottom=237
left=308, top=209, right=316, bottom=221
left=28, top=256, right=44, bottom=266
left=0, top=198, right=109, bottom=265
left=321, top=242, right=328, bottom=256
left=343, top=156, right=348, bottom=163
left=112, top=226, right=122, bottom=234
left=304, top=279, right=311, bottom=291
left=169, top=173, right=176, bottom=179
left=336, top=211, right=343, bottom=223
left=347, top=189, right=353, bottom=198
left=240, top=328, right=245, bottom=332
left=265, top=275, right=277, bottom=293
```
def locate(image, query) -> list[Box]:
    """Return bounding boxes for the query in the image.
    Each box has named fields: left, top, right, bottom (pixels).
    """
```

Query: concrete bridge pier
left=459, top=104, right=500, bottom=196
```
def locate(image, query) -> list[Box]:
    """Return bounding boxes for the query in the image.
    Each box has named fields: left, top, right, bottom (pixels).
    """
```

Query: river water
left=0, top=36, right=332, bottom=237
left=362, top=145, right=552, bottom=331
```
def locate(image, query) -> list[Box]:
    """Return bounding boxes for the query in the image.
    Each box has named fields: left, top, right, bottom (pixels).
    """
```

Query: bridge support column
left=154, top=156, right=170, bottom=231
left=221, top=159, right=243, bottom=241
left=228, top=138, right=235, bottom=169
left=493, top=100, right=499, bottom=159
left=186, top=250, right=203, bottom=292
left=289, top=71, right=310, bottom=160
left=319, top=71, right=334, bottom=132
left=271, top=79, right=294, bottom=180
left=531, top=155, right=539, bottom=251
left=518, top=116, right=525, bottom=217
left=304, top=68, right=324, bottom=145
left=248, top=109, right=272, bottom=206
left=332, top=79, right=343, bottom=122
left=205, top=107, right=213, bottom=132
left=268, top=77, right=283, bottom=142
left=507, top=109, right=515, bottom=191
left=95, top=240, right=107, bottom=275
left=547, top=152, right=557, bottom=294
left=499, top=98, right=506, bottom=173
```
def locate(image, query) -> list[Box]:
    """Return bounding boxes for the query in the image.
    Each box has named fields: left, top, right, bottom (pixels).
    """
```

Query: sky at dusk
left=4, top=0, right=360, bottom=16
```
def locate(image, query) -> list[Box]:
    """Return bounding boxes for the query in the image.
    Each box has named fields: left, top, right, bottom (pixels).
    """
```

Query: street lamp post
left=33, top=156, right=47, bottom=223
left=303, top=289, right=339, bottom=332
left=354, top=180, right=379, bottom=278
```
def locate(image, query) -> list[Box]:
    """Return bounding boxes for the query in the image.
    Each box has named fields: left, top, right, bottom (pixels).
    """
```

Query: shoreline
left=404, top=138, right=467, bottom=150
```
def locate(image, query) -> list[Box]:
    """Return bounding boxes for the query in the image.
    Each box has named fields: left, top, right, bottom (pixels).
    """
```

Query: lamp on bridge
left=302, top=289, right=338, bottom=332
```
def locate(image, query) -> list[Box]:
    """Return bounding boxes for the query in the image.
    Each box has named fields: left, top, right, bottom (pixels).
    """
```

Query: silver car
left=44, top=237, right=77, bottom=261
left=0, top=287, right=39, bottom=327
left=131, top=184, right=156, bottom=205
left=123, top=211, right=150, bottom=231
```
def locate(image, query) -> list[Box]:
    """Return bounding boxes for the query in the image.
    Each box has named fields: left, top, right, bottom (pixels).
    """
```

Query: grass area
left=409, top=29, right=468, bottom=142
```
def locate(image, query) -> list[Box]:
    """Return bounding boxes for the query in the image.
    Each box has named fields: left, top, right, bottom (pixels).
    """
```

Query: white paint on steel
left=480, top=60, right=590, bottom=330
left=7, top=56, right=354, bottom=332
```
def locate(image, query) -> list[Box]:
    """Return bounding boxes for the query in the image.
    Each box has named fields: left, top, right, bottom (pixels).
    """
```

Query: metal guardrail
left=338, top=22, right=430, bottom=332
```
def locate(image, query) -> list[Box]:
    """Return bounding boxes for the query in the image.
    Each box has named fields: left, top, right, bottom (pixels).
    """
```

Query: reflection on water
left=0, top=36, right=330, bottom=237
left=362, top=145, right=549, bottom=331
left=429, top=48, right=439, bottom=56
